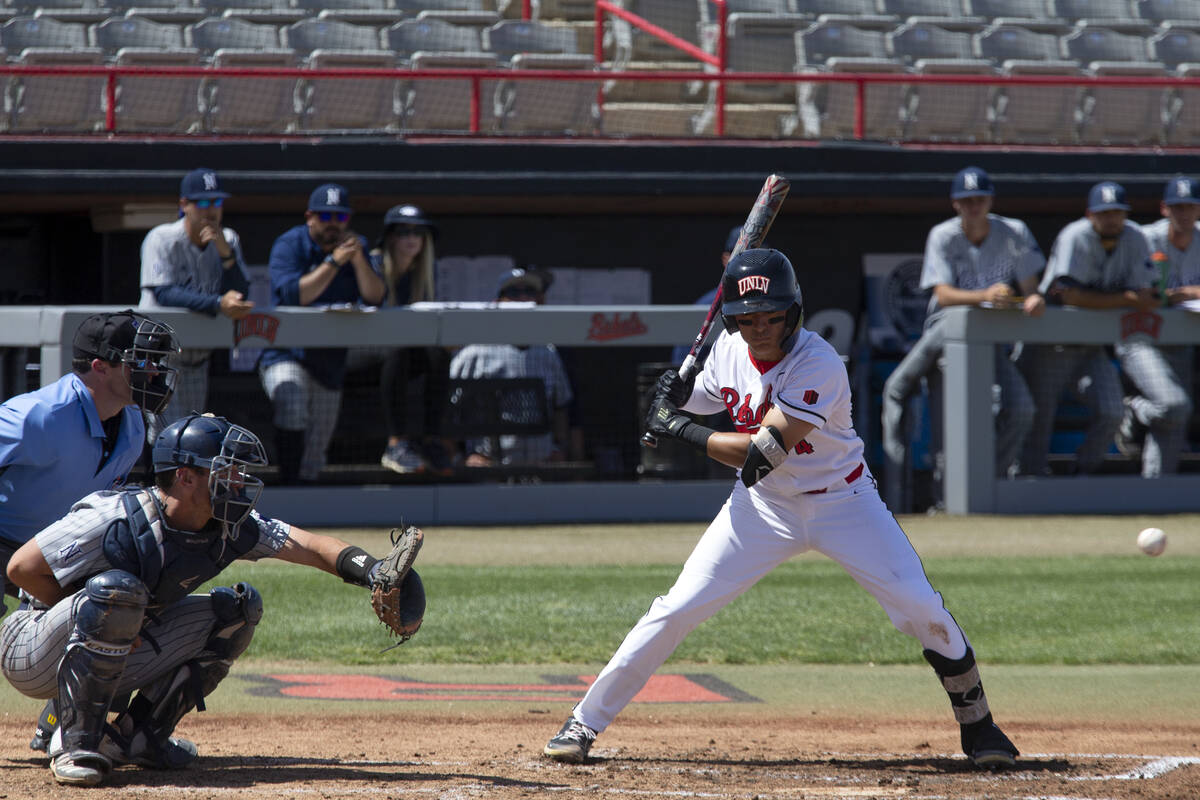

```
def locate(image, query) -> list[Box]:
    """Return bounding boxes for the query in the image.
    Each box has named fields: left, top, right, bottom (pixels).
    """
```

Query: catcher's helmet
left=720, top=249, right=804, bottom=337
left=153, top=413, right=268, bottom=532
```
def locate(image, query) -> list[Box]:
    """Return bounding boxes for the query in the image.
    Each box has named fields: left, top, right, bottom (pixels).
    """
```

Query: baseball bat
left=641, top=173, right=791, bottom=448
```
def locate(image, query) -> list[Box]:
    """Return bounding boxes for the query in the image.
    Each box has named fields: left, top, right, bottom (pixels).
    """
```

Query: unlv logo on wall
left=737, top=275, right=770, bottom=296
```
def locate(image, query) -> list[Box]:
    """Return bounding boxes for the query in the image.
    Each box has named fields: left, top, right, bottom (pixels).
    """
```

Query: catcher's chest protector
left=101, top=489, right=261, bottom=608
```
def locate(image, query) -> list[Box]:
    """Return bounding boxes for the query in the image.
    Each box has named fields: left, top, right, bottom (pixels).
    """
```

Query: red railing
left=4, top=62, right=1200, bottom=139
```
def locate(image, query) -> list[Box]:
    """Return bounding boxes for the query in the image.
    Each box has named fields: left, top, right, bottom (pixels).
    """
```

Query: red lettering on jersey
left=721, top=385, right=774, bottom=432
left=793, top=439, right=814, bottom=455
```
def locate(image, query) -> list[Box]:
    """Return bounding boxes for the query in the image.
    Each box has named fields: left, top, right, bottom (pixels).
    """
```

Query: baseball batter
left=0, top=413, right=424, bottom=786
left=544, top=249, right=1018, bottom=769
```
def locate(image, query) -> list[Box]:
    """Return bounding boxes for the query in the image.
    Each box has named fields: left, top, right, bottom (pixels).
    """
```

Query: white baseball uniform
left=570, top=327, right=971, bottom=735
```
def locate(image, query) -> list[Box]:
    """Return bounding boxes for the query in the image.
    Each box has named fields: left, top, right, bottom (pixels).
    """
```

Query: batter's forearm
left=707, top=432, right=750, bottom=468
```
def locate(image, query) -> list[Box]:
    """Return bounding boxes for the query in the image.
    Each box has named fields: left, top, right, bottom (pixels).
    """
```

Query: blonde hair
left=379, top=230, right=435, bottom=306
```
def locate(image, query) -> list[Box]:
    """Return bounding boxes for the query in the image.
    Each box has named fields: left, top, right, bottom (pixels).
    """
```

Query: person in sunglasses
left=258, top=183, right=386, bottom=484
left=139, top=168, right=253, bottom=443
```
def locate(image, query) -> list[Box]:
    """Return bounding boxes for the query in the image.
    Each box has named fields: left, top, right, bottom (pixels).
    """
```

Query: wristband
left=324, top=254, right=341, bottom=269
left=335, top=545, right=379, bottom=587
left=678, top=420, right=715, bottom=450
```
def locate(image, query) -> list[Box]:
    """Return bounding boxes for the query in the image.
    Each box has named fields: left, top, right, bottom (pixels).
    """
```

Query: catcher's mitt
left=370, top=525, right=425, bottom=644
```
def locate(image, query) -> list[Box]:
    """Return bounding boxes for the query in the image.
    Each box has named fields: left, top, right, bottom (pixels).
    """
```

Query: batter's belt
left=804, top=462, right=865, bottom=495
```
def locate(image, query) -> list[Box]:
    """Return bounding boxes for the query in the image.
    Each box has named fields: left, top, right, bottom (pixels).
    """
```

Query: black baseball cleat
left=544, top=716, right=597, bottom=763
left=962, top=717, right=1019, bottom=768
left=29, top=698, right=58, bottom=753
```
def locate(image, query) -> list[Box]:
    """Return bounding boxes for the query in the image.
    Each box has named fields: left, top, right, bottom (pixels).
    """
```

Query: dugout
left=2, top=138, right=1200, bottom=518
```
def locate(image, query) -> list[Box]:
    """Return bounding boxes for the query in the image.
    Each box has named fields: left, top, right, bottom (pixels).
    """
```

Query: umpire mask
left=127, top=316, right=182, bottom=415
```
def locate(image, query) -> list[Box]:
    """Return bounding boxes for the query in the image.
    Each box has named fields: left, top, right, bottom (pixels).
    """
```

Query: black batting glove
left=646, top=392, right=694, bottom=440
left=655, top=368, right=695, bottom=408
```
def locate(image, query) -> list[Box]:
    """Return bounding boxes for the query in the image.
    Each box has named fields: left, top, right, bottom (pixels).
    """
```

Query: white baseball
left=1137, top=527, right=1167, bottom=557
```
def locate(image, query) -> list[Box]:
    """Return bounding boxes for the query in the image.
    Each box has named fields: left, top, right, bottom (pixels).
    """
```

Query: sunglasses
left=192, top=198, right=223, bottom=209
left=317, top=211, right=350, bottom=223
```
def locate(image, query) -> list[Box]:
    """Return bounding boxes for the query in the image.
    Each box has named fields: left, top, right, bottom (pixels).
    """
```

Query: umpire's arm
left=7, top=539, right=66, bottom=607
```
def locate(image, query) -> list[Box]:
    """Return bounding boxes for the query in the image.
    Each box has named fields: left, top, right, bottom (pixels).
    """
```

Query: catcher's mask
left=73, top=311, right=181, bottom=414
left=720, top=249, right=804, bottom=339
left=153, top=413, right=268, bottom=534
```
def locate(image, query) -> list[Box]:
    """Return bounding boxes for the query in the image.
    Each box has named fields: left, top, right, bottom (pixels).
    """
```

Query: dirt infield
left=2, top=713, right=1197, bottom=799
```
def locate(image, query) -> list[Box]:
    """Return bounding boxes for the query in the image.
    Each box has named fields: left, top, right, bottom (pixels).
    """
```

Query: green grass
left=206, top=554, right=1200, bottom=667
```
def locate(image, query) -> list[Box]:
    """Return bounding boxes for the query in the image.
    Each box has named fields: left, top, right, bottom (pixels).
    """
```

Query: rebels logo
left=737, top=275, right=770, bottom=296
left=721, top=385, right=773, bottom=431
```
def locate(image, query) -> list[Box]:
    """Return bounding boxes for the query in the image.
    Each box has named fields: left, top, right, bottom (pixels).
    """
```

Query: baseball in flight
left=1136, top=527, right=1167, bottom=557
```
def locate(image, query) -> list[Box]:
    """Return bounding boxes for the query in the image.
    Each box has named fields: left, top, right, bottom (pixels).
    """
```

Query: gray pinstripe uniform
left=0, top=489, right=288, bottom=700
left=1020, top=217, right=1185, bottom=476
left=139, top=218, right=250, bottom=443
left=881, top=214, right=1044, bottom=509
left=1133, top=218, right=1197, bottom=476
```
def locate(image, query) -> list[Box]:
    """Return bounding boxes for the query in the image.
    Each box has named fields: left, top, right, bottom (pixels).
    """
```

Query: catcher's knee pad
left=75, top=570, right=150, bottom=648
left=208, top=582, right=262, bottom=660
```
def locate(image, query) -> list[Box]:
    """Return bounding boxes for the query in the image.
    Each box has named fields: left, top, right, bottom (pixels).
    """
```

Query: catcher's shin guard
left=57, top=571, right=148, bottom=758
left=923, top=647, right=1018, bottom=766
left=110, top=582, right=262, bottom=761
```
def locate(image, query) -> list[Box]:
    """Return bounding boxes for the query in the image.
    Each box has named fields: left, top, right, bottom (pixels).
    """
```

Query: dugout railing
left=941, top=305, right=1200, bottom=515
left=5, top=61, right=1200, bottom=141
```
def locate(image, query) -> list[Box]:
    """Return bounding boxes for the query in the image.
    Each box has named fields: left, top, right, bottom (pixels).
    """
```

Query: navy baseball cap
left=1087, top=181, right=1131, bottom=212
left=73, top=310, right=140, bottom=362
left=950, top=166, right=994, bottom=199
left=382, top=204, right=438, bottom=239
left=308, top=183, right=352, bottom=214
left=180, top=168, right=230, bottom=201
left=1164, top=175, right=1200, bottom=205
left=496, top=267, right=547, bottom=298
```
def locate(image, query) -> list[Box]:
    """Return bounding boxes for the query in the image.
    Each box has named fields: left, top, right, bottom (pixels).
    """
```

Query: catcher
left=0, top=413, right=424, bottom=787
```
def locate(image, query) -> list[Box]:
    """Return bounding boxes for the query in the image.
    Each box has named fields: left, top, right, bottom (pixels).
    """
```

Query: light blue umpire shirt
left=0, top=372, right=144, bottom=547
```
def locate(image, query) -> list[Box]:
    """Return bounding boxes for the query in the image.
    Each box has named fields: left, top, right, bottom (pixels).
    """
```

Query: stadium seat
left=206, top=48, right=298, bottom=132
left=10, top=0, right=107, bottom=25
left=7, top=47, right=106, bottom=133
left=92, top=16, right=186, bottom=52
left=1078, top=61, right=1167, bottom=144
left=483, top=19, right=578, bottom=61
left=111, top=47, right=204, bottom=132
left=992, top=60, right=1083, bottom=143
left=0, top=16, right=90, bottom=50
left=710, top=14, right=811, bottom=103
left=494, top=52, right=598, bottom=133
left=302, top=0, right=406, bottom=27
left=903, top=57, right=995, bottom=141
left=1166, top=61, right=1200, bottom=143
left=284, top=18, right=384, bottom=53
left=880, top=0, right=987, bottom=33
left=790, top=0, right=899, bottom=31
left=609, top=0, right=703, bottom=62
left=397, top=0, right=490, bottom=12
left=796, top=19, right=890, bottom=64
left=887, top=22, right=976, bottom=65
left=401, top=51, right=500, bottom=132
left=1062, top=26, right=1155, bottom=63
left=413, top=9, right=502, bottom=32
left=194, top=1, right=306, bottom=26
left=967, top=0, right=1073, bottom=34
left=1051, top=0, right=1157, bottom=34
left=791, top=56, right=907, bottom=140
left=387, top=18, right=482, bottom=60
left=698, top=0, right=790, bottom=25
left=1151, top=27, right=1200, bottom=68
left=123, top=7, right=209, bottom=26
left=186, top=17, right=281, bottom=52
left=976, top=24, right=1069, bottom=64
left=300, top=49, right=398, bottom=131
left=1137, top=0, right=1200, bottom=30
left=526, top=0, right=602, bottom=22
